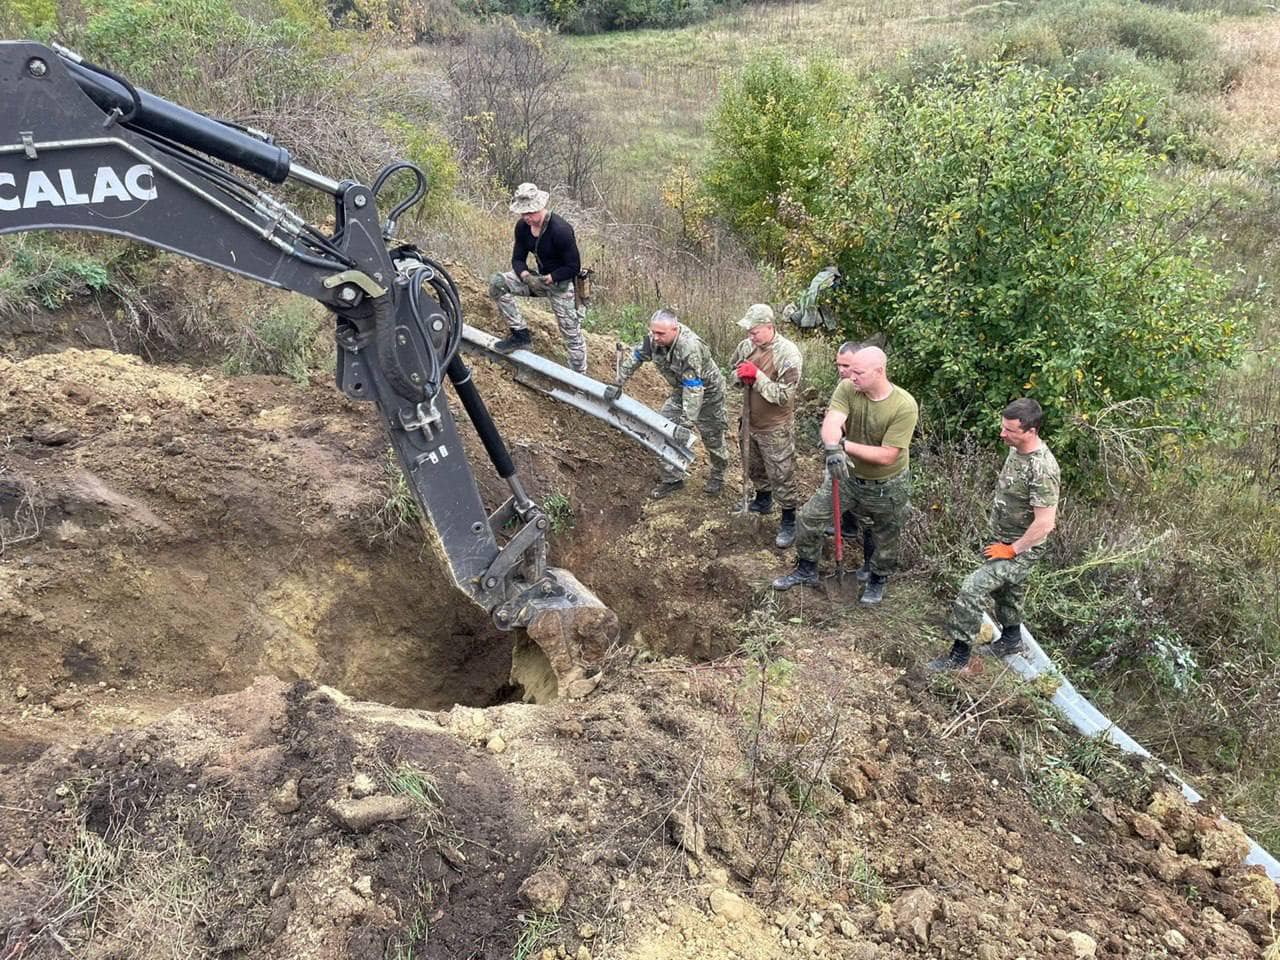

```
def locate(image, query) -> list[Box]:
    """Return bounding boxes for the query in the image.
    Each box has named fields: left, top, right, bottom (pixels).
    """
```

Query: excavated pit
left=0, top=292, right=759, bottom=757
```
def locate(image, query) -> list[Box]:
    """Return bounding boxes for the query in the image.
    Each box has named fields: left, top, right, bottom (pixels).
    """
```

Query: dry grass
left=1215, top=15, right=1280, bottom=169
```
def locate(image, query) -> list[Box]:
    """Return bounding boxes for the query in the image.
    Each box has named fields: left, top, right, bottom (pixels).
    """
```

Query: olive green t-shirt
left=827, top=382, right=918, bottom=480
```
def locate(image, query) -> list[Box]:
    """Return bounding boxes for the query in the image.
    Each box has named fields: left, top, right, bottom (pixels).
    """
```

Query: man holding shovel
left=772, top=344, right=917, bottom=605
left=729, top=304, right=804, bottom=548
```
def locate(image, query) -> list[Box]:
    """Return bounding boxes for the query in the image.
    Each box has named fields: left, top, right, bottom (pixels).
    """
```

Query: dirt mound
left=3, top=277, right=1277, bottom=959
left=3, top=634, right=1274, bottom=958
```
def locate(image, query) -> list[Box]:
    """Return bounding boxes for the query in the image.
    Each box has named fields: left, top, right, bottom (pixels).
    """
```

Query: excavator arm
left=0, top=40, right=627, bottom=696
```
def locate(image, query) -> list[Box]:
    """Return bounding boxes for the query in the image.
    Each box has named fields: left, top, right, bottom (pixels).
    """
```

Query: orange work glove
left=983, top=543, right=1017, bottom=561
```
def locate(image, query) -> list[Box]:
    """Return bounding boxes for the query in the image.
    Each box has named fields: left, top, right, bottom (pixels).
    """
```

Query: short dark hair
left=837, top=340, right=861, bottom=356
left=1003, top=397, right=1043, bottom=432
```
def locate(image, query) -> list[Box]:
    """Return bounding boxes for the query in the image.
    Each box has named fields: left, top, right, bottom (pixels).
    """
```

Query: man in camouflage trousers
left=609, top=308, right=728, bottom=500
left=729, top=304, right=804, bottom=549
left=490, top=182, right=588, bottom=373
left=772, top=344, right=918, bottom=605
left=928, top=398, right=1061, bottom=672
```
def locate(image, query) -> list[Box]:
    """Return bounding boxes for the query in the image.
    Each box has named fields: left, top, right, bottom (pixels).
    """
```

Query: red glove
left=983, top=543, right=1017, bottom=561
left=736, top=361, right=759, bottom=383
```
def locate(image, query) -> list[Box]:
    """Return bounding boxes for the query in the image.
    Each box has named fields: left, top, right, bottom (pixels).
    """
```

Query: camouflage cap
left=509, top=182, right=550, bottom=214
left=737, top=303, right=775, bottom=329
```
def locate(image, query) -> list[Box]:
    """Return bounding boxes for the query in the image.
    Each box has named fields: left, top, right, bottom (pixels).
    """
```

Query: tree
left=702, top=56, right=847, bottom=261
left=707, top=60, right=1247, bottom=461
left=446, top=22, right=603, bottom=198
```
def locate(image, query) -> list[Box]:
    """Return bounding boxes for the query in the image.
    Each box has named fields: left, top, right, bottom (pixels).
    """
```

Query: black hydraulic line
left=446, top=355, right=517, bottom=480
left=61, top=57, right=293, bottom=183
left=72, top=55, right=141, bottom=123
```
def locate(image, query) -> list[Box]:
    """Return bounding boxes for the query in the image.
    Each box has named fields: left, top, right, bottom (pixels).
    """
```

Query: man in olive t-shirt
left=772, top=343, right=918, bottom=605
left=927, top=397, right=1061, bottom=672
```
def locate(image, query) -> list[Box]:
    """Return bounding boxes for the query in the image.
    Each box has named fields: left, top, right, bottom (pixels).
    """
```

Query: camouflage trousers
left=743, top=422, right=799, bottom=509
left=660, top=390, right=729, bottom=483
left=489, top=270, right=587, bottom=373
left=794, top=470, right=910, bottom=578
left=944, top=548, right=1044, bottom=646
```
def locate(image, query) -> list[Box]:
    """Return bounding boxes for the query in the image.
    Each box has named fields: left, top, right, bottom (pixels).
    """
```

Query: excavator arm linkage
left=0, top=41, right=687, bottom=696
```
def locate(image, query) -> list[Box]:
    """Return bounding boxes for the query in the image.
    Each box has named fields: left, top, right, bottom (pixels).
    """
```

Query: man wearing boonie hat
left=489, top=182, right=588, bottom=373
left=729, top=304, right=804, bottom=548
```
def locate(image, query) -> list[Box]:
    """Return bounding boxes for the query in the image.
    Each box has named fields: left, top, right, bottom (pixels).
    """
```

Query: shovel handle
left=832, top=477, right=843, bottom=563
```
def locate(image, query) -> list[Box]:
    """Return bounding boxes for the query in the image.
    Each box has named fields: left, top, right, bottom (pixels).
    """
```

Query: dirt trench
left=0, top=281, right=764, bottom=761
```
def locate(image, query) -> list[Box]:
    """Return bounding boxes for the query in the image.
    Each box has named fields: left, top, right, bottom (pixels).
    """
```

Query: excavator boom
left=0, top=40, right=645, bottom=697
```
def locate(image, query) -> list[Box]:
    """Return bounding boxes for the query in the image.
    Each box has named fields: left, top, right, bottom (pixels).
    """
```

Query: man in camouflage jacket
left=611, top=308, right=728, bottom=500
left=729, top=304, right=804, bottom=548
left=928, top=397, right=1061, bottom=672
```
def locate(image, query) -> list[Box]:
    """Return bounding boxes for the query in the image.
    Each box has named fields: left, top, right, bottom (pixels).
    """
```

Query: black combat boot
left=650, top=478, right=685, bottom=500
left=772, top=558, right=818, bottom=590
left=926, top=642, right=972, bottom=672
left=494, top=328, right=532, bottom=353
left=859, top=574, right=887, bottom=605
left=748, top=490, right=774, bottom=515
left=985, top=623, right=1025, bottom=658
left=774, top=508, right=797, bottom=549
left=857, top=531, right=876, bottom=582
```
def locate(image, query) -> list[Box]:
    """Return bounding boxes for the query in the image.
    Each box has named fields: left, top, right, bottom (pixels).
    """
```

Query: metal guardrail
left=460, top=325, right=696, bottom=474
left=994, top=621, right=1280, bottom=882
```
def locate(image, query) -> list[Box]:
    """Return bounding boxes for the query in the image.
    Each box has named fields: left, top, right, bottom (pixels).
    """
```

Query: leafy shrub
left=1, top=0, right=57, bottom=34
left=715, top=61, right=1247, bottom=464
left=380, top=115, right=462, bottom=227
left=884, top=0, right=1246, bottom=161
left=702, top=56, right=848, bottom=260
left=473, top=0, right=715, bottom=32
left=0, top=236, right=113, bottom=315
left=222, top=299, right=328, bottom=383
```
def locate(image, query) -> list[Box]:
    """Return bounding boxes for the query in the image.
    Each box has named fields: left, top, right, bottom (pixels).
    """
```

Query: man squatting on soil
left=771, top=344, right=918, bottom=607
left=608, top=308, right=729, bottom=500
left=927, top=397, right=1061, bottom=672
left=491, top=182, right=588, bottom=374
left=729, top=304, right=804, bottom=550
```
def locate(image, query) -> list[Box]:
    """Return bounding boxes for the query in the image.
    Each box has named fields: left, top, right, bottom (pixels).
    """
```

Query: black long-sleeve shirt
left=510, top=213, right=581, bottom=284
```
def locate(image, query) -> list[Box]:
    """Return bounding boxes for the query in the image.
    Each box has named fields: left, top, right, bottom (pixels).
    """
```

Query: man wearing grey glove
left=772, top=343, right=917, bottom=604
left=616, top=308, right=727, bottom=500
left=824, top=441, right=849, bottom=484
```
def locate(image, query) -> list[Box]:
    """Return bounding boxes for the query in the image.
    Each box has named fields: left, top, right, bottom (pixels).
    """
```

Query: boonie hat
left=509, top=182, right=550, bottom=214
left=737, top=303, right=775, bottom=329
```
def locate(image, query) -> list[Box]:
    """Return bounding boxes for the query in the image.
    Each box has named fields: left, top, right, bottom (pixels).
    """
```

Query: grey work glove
left=824, top=442, right=849, bottom=484
left=673, top=424, right=694, bottom=447
left=603, top=384, right=623, bottom=403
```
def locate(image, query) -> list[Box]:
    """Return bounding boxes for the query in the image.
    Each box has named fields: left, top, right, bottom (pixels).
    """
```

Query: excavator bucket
left=508, top=568, right=619, bottom=702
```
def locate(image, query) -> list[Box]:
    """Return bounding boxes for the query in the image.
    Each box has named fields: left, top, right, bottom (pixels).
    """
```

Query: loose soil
left=2, top=274, right=1277, bottom=959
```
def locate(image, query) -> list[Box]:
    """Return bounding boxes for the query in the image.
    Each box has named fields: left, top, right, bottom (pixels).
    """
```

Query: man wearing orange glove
left=928, top=398, right=1061, bottom=672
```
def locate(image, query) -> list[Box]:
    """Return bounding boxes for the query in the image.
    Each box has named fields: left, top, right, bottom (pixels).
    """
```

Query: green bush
left=474, top=0, right=715, bottom=32
left=0, top=236, right=113, bottom=315
left=703, top=56, right=849, bottom=260
left=380, top=115, right=461, bottom=226
left=885, top=0, right=1244, bottom=161
left=222, top=299, right=327, bottom=384
left=708, top=61, right=1247, bottom=464
left=1, top=0, right=57, bottom=34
